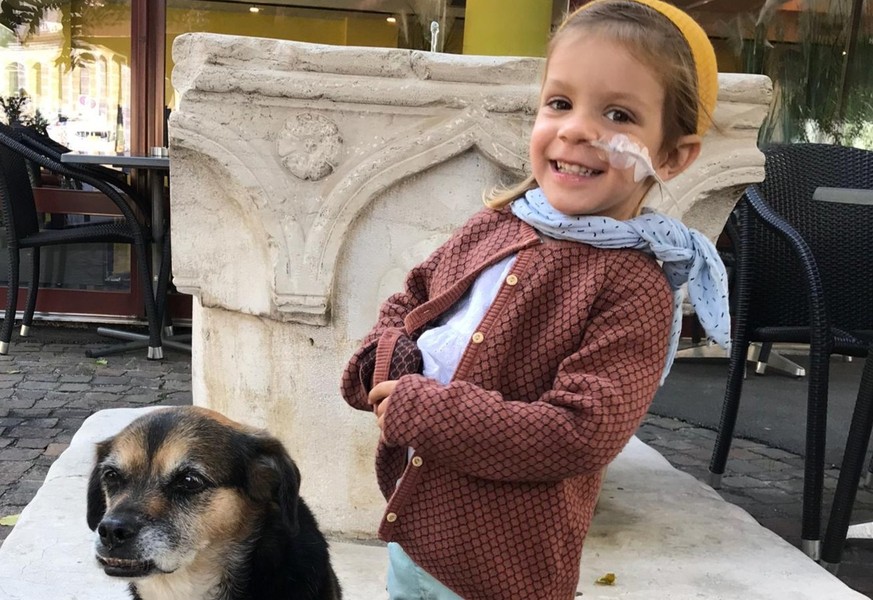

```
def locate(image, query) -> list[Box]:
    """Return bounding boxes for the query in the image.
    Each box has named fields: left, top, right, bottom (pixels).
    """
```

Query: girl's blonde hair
left=485, top=0, right=705, bottom=209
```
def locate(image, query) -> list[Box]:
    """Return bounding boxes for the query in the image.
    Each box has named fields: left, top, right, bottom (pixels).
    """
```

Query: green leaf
left=0, top=514, right=20, bottom=527
left=95, top=358, right=108, bottom=366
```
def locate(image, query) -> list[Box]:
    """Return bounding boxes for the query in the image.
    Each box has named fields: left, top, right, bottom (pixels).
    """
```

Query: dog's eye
left=173, top=472, right=208, bottom=494
left=102, top=467, right=124, bottom=487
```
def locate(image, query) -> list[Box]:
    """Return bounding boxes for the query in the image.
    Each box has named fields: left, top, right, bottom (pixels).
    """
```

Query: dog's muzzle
left=95, top=513, right=158, bottom=578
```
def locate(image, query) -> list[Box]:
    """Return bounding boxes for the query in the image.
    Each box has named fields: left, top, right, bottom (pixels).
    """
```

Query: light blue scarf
left=511, top=187, right=731, bottom=384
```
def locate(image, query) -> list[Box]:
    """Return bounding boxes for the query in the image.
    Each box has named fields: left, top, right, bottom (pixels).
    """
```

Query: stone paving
left=0, top=325, right=871, bottom=597
left=0, top=325, right=192, bottom=545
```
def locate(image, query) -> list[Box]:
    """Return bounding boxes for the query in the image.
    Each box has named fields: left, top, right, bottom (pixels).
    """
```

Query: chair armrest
left=12, top=125, right=149, bottom=216
left=33, top=187, right=124, bottom=217
left=0, top=124, right=146, bottom=231
left=743, top=184, right=831, bottom=351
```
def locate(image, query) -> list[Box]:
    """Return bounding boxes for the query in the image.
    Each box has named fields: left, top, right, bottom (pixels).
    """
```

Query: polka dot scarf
left=511, top=187, right=731, bottom=384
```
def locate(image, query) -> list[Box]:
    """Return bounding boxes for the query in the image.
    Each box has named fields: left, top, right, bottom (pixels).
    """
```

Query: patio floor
left=0, top=325, right=870, bottom=597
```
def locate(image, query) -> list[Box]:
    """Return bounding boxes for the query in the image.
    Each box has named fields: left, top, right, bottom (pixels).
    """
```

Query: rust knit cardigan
left=341, top=206, right=673, bottom=600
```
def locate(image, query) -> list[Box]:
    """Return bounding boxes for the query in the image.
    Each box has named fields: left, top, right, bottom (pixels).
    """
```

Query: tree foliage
left=720, top=0, right=873, bottom=147
left=1, top=0, right=129, bottom=71
left=0, top=91, right=49, bottom=134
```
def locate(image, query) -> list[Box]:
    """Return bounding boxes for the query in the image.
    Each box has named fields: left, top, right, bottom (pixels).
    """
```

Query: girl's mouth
left=553, top=160, right=603, bottom=177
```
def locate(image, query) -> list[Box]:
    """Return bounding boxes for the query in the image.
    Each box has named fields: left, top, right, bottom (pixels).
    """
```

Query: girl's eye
left=605, top=109, right=633, bottom=124
left=545, top=98, right=571, bottom=111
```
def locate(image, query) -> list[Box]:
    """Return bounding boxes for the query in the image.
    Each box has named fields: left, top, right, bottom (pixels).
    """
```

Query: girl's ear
left=657, top=134, right=702, bottom=181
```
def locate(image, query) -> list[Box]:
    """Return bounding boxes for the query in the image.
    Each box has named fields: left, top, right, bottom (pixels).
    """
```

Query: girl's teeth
left=556, top=161, right=599, bottom=176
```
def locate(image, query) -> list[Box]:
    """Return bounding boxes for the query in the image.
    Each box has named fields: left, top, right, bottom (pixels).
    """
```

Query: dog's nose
left=97, top=515, right=140, bottom=550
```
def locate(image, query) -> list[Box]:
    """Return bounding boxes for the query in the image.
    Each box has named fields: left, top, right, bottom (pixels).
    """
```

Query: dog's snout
left=97, top=514, right=141, bottom=550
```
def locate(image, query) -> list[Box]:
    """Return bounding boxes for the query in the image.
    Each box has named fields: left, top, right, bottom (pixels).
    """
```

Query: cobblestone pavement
left=0, top=325, right=871, bottom=597
left=0, top=325, right=192, bottom=547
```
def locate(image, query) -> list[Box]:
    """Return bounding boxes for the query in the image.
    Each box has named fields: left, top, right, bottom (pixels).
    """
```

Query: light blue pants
left=386, top=542, right=464, bottom=600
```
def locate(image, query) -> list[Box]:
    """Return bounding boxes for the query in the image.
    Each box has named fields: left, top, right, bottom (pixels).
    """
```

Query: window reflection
left=164, top=0, right=467, bottom=109
left=694, top=0, right=873, bottom=149
left=0, top=1, right=134, bottom=294
left=1, top=1, right=132, bottom=153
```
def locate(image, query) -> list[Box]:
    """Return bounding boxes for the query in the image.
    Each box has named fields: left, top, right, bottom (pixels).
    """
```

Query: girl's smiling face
left=530, top=32, right=673, bottom=220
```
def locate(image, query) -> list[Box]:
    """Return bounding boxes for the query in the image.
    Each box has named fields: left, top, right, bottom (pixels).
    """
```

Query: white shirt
left=416, top=254, right=517, bottom=385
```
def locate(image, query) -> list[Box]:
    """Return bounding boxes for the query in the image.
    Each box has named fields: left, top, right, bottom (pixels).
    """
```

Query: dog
left=87, top=406, right=342, bottom=600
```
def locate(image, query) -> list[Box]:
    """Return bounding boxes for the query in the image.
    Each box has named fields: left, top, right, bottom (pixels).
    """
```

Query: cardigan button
left=506, top=274, right=518, bottom=286
left=412, top=456, right=423, bottom=467
left=471, top=332, right=484, bottom=344
left=386, top=512, right=398, bottom=523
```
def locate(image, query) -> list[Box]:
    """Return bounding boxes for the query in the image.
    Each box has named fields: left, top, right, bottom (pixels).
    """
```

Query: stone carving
left=276, top=113, right=343, bottom=181
left=170, top=34, right=770, bottom=326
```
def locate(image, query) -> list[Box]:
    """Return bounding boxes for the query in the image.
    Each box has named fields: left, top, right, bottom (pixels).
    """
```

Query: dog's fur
left=87, top=406, right=342, bottom=600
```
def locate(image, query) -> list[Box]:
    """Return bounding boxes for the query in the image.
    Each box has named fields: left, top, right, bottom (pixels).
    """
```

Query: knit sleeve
left=340, top=208, right=501, bottom=411
left=339, top=253, right=438, bottom=411
left=381, top=262, right=673, bottom=482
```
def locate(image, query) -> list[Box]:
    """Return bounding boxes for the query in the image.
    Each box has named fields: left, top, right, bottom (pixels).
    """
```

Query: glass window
left=7, top=62, right=25, bottom=93
left=165, top=0, right=469, bottom=109
left=1, top=1, right=132, bottom=153
left=0, top=1, right=135, bottom=294
left=691, top=0, right=873, bottom=149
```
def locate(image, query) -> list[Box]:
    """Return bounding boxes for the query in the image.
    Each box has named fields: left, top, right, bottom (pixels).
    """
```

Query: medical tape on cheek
left=590, top=134, right=678, bottom=205
left=590, top=134, right=656, bottom=182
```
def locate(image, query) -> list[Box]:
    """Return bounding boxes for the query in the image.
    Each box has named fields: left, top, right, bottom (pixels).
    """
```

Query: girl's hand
left=368, top=380, right=399, bottom=444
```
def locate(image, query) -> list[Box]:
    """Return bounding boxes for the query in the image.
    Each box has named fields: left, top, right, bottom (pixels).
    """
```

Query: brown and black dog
left=87, top=406, right=342, bottom=600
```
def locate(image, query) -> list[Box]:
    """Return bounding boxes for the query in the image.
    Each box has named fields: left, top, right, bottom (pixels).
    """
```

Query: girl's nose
left=558, top=114, right=598, bottom=144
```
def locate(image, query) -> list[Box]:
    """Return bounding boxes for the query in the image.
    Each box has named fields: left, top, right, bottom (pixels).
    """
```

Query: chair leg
left=20, top=247, right=40, bottom=337
left=131, top=238, right=162, bottom=360
left=749, top=341, right=806, bottom=378
left=156, top=230, right=173, bottom=337
left=820, top=352, right=873, bottom=572
left=1, top=248, right=21, bottom=355
left=754, top=341, right=773, bottom=374
left=709, top=339, right=751, bottom=488
left=800, top=348, right=831, bottom=559
left=866, top=450, right=873, bottom=489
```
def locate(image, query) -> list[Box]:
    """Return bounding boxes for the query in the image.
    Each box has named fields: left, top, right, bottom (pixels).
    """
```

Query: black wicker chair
left=707, top=143, right=873, bottom=564
left=0, top=123, right=165, bottom=359
left=12, top=125, right=149, bottom=214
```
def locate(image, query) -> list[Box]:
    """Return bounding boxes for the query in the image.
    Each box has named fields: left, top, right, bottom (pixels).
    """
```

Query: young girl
left=341, top=1, right=730, bottom=598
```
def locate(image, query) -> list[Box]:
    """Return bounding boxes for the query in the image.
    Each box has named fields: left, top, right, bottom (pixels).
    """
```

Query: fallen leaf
left=95, top=358, right=109, bottom=366
left=6, top=370, right=20, bottom=374
left=0, top=514, right=20, bottom=527
left=595, top=573, right=616, bottom=586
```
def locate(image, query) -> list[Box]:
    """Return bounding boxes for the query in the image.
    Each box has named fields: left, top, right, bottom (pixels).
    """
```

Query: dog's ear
left=86, top=439, right=113, bottom=530
left=249, top=435, right=301, bottom=536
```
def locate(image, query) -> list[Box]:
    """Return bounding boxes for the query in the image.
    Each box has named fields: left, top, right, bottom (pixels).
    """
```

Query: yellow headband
left=573, top=0, right=718, bottom=135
